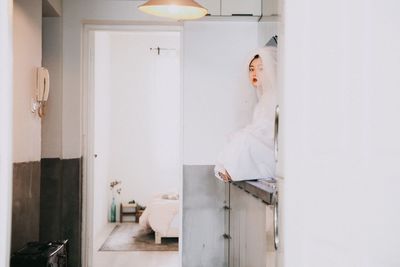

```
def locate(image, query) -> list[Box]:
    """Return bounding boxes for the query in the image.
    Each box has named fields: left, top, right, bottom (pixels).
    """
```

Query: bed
left=139, top=194, right=180, bottom=244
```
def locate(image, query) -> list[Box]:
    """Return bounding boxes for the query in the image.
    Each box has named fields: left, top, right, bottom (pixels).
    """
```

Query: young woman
left=215, top=46, right=277, bottom=182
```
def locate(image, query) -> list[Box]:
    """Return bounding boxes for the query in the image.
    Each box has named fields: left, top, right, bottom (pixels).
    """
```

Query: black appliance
left=10, top=240, right=68, bottom=267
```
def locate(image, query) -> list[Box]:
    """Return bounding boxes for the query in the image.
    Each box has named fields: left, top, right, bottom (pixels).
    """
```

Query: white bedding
left=139, top=196, right=180, bottom=239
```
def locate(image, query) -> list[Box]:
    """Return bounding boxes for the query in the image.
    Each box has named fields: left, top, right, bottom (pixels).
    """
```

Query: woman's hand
left=218, top=170, right=232, bottom=183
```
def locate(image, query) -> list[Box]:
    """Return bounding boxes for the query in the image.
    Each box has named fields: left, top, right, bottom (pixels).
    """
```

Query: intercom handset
left=32, top=67, right=50, bottom=117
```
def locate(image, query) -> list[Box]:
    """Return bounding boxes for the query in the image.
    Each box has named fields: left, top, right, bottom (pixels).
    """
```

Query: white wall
left=93, top=31, right=112, bottom=238
left=0, top=0, right=14, bottom=265
left=42, top=17, right=63, bottom=158
left=107, top=31, right=181, bottom=207
left=62, top=0, right=168, bottom=159
left=281, top=0, right=400, bottom=266
left=13, top=0, right=42, bottom=163
left=183, top=21, right=259, bottom=164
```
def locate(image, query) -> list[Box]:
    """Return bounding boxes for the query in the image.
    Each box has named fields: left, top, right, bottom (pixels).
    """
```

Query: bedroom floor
left=93, top=223, right=179, bottom=267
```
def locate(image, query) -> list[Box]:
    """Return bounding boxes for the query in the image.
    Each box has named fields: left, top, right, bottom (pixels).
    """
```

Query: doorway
left=82, top=24, right=183, bottom=267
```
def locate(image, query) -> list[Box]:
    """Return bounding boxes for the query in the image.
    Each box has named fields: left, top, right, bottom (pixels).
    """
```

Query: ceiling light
left=138, top=0, right=208, bottom=20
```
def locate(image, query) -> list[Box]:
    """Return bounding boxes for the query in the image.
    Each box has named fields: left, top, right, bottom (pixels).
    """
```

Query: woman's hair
left=249, top=54, right=260, bottom=69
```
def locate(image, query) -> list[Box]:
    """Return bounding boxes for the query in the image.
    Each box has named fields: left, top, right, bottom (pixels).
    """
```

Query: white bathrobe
left=215, top=47, right=277, bottom=181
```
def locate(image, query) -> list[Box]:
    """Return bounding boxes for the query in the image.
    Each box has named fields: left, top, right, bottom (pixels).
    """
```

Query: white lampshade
left=138, top=0, right=208, bottom=20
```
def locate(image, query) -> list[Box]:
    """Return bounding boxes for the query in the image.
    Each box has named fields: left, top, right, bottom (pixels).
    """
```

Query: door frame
left=81, top=22, right=184, bottom=267
left=0, top=0, right=13, bottom=266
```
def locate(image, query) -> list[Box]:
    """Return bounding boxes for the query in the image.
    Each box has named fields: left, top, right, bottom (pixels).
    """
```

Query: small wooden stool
left=120, top=203, right=136, bottom=222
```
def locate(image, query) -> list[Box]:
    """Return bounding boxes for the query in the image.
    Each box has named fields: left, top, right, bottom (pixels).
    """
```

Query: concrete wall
left=182, top=165, right=226, bottom=267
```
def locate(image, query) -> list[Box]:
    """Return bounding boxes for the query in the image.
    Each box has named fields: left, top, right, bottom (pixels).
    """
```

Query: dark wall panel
left=61, top=158, right=82, bottom=267
left=40, top=158, right=63, bottom=240
left=11, top=161, right=41, bottom=253
left=40, top=158, right=81, bottom=267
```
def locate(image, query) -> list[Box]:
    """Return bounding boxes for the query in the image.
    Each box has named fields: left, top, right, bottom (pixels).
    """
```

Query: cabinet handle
left=273, top=193, right=279, bottom=250
left=273, top=105, right=280, bottom=162
left=232, top=14, right=253, bottom=16
left=223, top=205, right=231, bottom=210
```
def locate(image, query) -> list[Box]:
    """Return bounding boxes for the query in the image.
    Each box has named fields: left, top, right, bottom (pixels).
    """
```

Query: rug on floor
left=99, top=223, right=178, bottom=251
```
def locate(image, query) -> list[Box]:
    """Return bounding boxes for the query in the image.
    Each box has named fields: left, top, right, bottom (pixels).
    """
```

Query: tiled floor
left=93, top=223, right=180, bottom=267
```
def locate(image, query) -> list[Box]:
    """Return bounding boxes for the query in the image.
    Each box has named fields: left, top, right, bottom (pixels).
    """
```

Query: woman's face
left=249, top=57, right=263, bottom=87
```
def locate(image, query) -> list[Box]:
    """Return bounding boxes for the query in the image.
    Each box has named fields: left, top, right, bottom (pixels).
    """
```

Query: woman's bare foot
left=218, top=170, right=232, bottom=182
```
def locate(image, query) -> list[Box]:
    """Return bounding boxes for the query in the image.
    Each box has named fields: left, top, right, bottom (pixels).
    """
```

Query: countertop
left=232, top=179, right=277, bottom=205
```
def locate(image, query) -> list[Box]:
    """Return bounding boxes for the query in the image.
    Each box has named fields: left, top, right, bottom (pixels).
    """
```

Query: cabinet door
left=229, top=184, right=242, bottom=267
left=224, top=182, right=231, bottom=266
left=196, top=0, right=221, bottom=15
left=221, top=0, right=261, bottom=16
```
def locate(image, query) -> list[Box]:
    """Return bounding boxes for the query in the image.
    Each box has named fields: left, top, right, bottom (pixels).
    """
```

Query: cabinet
left=196, top=0, right=262, bottom=17
left=262, top=0, right=279, bottom=17
left=228, top=185, right=264, bottom=267
left=225, top=183, right=276, bottom=267
left=221, top=0, right=261, bottom=16
left=182, top=165, right=276, bottom=266
left=196, top=0, right=279, bottom=17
